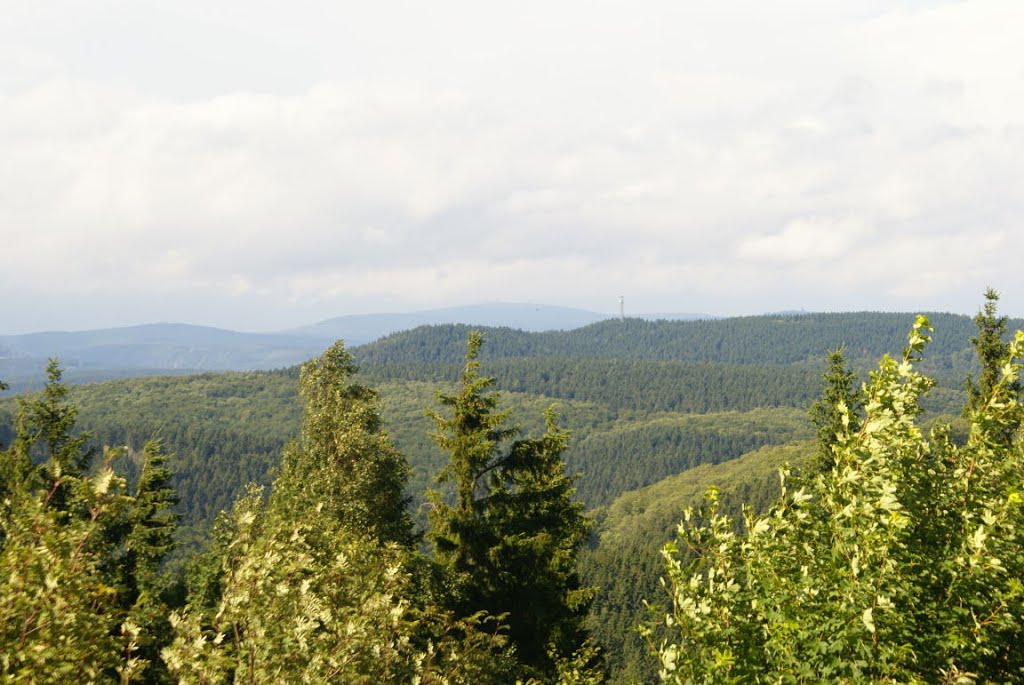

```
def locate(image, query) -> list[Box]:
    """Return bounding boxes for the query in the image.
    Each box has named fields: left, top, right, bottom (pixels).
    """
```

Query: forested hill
left=353, top=311, right=1016, bottom=369
left=0, top=311, right=988, bottom=537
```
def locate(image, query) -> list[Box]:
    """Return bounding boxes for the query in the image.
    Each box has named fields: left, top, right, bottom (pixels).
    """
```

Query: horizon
left=1, top=299, right=1013, bottom=338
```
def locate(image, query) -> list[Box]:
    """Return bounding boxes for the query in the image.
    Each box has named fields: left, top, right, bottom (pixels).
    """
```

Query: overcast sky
left=2, top=0, right=1023, bottom=333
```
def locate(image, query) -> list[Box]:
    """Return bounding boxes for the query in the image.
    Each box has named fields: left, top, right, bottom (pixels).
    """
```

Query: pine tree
left=3, top=360, right=96, bottom=516
left=123, top=440, right=179, bottom=684
left=429, top=332, right=518, bottom=580
left=808, top=346, right=862, bottom=472
left=428, top=332, right=601, bottom=680
left=24, top=359, right=95, bottom=478
left=965, top=288, right=1022, bottom=445
left=484, top=408, right=598, bottom=676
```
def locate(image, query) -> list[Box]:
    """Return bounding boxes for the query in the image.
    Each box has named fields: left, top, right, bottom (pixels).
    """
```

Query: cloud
left=736, top=217, right=862, bottom=264
left=2, top=0, right=1024, bottom=331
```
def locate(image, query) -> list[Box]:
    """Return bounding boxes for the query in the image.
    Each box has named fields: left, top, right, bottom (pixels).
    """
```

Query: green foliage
left=965, top=288, right=1022, bottom=446
left=0, top=364, right=178, bottom=682
left=6, top=360, right=97, bottom=519
left=0, top=464, right=142, bottom=682
left=355, top=313, right=1014, bottom=367
left=270, top=341, right=412, bottom=545
left=429, top=332, right=602, bottom=681
left=570, top=408, right=810, bottom=507
left=163, top=488, right=516, bottom=684
left=0, top=313, right=982, bottom=545
left=165, top=342, right=521, bottom=683
left=582, top=442, right=813, bottom=683
left=361, top=357, right=827, bottom=414
left=127, top=440, right=179, bottom=580
left=49, top=370, right=301, bottom=534
left=123, top=440, right=180, bottom=683
left=652, top=316, right=1024, bottom=683
left=370, top=378, right=616, bottom=515
left=808, top=347, right=863, bottom=472
left=3, top=310, right=1015, bottom=681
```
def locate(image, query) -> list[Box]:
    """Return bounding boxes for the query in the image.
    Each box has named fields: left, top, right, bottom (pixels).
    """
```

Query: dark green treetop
left=965, top=288, right=1022, bottom=445
left=808, top=346, right=862, bottom=472
left=428, top=332, right=601, bottom=681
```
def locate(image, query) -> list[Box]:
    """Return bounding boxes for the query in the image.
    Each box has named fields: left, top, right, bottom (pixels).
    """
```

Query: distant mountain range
left=1, top=303, right=712, bottom=390
left=285, top=303, right=616, bottom=340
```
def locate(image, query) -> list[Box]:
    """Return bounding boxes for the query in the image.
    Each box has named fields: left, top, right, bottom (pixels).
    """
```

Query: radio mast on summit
left=619, top=296, right=625, bottom=321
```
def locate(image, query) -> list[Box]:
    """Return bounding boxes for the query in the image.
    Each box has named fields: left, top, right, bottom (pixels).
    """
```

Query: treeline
left=359, top=357, right=827, bottom=413
left=4, top=297, right=1022, bottom=682
left=354, top=311, right=1015, bottom=368
left=0, top=372, right=303, bottom=534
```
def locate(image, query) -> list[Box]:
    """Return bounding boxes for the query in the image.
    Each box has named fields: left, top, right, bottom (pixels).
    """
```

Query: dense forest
left=2, top=302, right=1024, bottom=682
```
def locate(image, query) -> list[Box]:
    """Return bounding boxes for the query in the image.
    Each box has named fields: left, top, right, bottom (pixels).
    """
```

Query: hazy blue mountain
left=0, top=304, right=615, bottom=389
left=0, top=323, right=328, bottom=389
left=287, top=303, right=612, bottom=341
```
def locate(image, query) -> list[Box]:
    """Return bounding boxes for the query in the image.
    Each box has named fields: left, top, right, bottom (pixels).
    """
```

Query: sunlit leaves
left=655, top=316, right=1024, bottom=683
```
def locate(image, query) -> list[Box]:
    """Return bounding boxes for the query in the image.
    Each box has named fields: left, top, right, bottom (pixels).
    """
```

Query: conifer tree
left=269, top=340, right=412, bottom=544
left=4, top=360, right=96, bottom=516
left=122, top=440, right=179, bottom=683
left=808, top=346, right=862, bottom=472
left=0, top=363, right=171, bottom=682
left=428, top=332, right=600, bottom=680
left=165, top=341, right=516, bottom=683
left=965, top=288, right=1022, bottom=445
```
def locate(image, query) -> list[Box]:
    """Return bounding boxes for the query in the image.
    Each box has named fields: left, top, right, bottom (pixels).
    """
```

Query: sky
left=2, top=0, right=1023, bottom=333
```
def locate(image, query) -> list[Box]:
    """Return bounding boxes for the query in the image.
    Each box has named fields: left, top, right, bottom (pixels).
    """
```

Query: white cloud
left=2, top=0, right=1024, bottom=331
left=736, top=217, right=862, bottom=264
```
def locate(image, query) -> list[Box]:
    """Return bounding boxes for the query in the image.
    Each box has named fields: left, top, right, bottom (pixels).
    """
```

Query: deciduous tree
left=651, top=316, right=1024, bottom=683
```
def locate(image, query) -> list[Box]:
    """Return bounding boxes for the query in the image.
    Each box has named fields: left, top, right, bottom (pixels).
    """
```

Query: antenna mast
left=619, top=295, right=625, bottom=321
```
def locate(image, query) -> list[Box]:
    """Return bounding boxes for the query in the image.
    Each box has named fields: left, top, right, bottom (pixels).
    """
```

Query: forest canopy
left=2, top=298, right=1023, bottom=683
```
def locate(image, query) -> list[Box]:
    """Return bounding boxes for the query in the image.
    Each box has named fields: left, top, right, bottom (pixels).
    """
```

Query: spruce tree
left=428, top=332, right=600, bottom=680
left=123, top=440, right=179, bottom=683
left=965, top=288, right=1022, bottom=445
left=4, top=360, right=96, bottom=516
left=808, top=346, right=862, bottom=472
